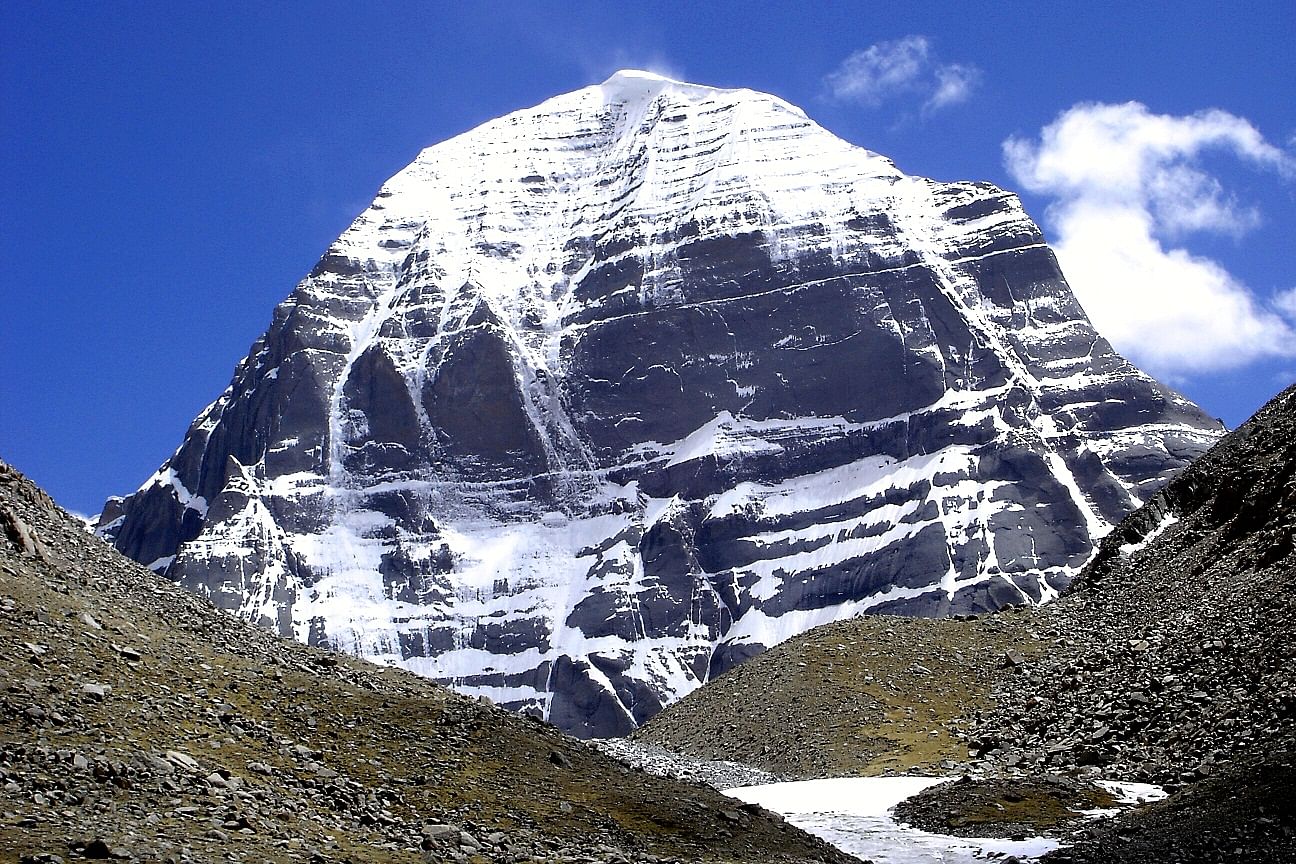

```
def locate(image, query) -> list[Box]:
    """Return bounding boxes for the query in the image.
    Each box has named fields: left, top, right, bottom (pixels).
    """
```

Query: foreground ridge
left=0, top=457, right=854, bottom=863
left=99, top=72, right=1222, bottom=735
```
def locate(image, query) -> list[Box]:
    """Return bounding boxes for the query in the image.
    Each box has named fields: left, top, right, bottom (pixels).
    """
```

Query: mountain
left=638, top=382, right=1296, bottom=860
left=0, top=458, right=853, bottom=864
left=98, top=70, right=1222, bottom=737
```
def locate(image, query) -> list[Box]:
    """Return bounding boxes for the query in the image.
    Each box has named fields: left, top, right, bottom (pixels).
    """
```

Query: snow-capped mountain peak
left=100, top=74, right=1223, bottom=736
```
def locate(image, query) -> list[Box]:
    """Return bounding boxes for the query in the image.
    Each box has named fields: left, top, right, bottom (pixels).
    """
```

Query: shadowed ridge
left=0, top=457, right=857, bottom=863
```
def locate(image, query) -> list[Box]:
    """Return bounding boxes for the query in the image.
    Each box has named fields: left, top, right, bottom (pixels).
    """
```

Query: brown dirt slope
left=0, top=460, right=855, bottom=864
left=634, top=612, right=1040, bottom=777
left=968, top=380, right=1296, bottom=783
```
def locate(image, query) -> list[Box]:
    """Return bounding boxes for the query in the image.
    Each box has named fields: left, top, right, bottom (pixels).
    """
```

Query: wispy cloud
left=824, top=36, right=979, bottom=112
left=1276, top=287, right=1296, bottom=320
left=1004, top=102, right=1296, bottom=379
left=928, top=63, right=980, bottom=110
left=573, top=47, right=685, bottom=86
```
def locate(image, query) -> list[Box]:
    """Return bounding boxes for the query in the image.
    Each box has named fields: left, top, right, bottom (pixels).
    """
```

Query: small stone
left=81, top=840, right=113, bottom=859
left=144, top=754, right=176, bottom=775
left=79, top=683, right=110, bottom=700
left=164, top=750, right=199, bottom=772
left=421, top=823, right=457, bottom=840
left=78, top=612, right=102, bottom=630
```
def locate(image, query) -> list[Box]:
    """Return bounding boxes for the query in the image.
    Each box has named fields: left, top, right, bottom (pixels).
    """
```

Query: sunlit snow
left=727, top=777, right=1058, bottom=862
left=726, top=776, right=1168, bottom=862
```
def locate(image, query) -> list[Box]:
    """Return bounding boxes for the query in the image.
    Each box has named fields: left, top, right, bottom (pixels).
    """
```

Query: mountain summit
left=99, top=73, right=1222, bottom=735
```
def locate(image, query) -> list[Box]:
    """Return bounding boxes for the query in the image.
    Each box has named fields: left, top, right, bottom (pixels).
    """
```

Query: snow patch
left=1120, top=514, right=1179, bottom=556
left=726, top=777, right=1060, bottom=862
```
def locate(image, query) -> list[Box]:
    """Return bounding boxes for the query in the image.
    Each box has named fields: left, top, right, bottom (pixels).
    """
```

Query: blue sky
left=3, top=2, right=1294, bottom=516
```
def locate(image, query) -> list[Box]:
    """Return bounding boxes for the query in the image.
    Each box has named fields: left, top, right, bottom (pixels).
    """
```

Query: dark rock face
left=98, top=71, right=1223, bottom=736
left=423, top=314, right=550, bottom=480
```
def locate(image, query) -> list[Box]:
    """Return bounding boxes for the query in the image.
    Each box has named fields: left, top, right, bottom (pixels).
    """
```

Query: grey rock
left=421, top=823, right=458, bottom=839
left=144, top=754, right=175, bottom=775
left=80, top=840, right=113, bottom=859
left=164, top=750, right=199, bottom=772
left=78, top=682, right=110, bottom=700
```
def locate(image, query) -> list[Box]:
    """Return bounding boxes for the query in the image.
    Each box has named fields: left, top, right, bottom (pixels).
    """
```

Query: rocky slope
left=967, top=380, right=1296, bottom=784
left=99, top=69, right=1221, bottom=737
left=639, top=382, right=1296, bottom=858
left=0, top=459, right=855, bottom=864
left=1043, top=744, right=1296, bottom=863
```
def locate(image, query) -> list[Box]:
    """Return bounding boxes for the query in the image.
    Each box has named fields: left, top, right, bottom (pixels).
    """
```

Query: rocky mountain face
left=0, top=458, right=853, bottom=864
left=98, top=70, right=1222, bottom=737
left=639, top=383, right=1296, bottom=860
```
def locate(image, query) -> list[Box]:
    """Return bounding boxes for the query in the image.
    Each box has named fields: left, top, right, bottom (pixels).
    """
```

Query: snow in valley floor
left=595, top=740, right=1165, bottom=862
left=726, top=776, right=1055, bottom=862
left=724, top=777, right=1167, bottom=863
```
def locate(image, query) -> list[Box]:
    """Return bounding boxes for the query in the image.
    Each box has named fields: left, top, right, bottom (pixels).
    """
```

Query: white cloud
left=1004, top=102, right=1296, bottom=377
left=928, top=63, right=980, bottom=111
left=824, top=36, right=979, bottom=112
left=567, top=43, right=685, bottom=88
left=1276, top=287, right=1296, bottom=320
